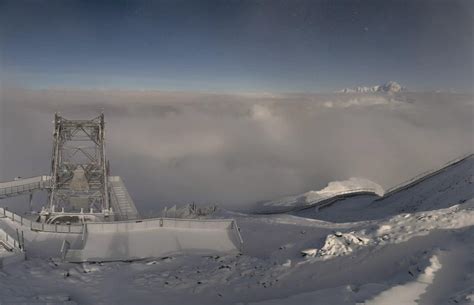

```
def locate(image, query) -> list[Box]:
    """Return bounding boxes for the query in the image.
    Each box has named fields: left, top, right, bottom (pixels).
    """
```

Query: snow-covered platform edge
left=63, top=217, right=244, bottom=263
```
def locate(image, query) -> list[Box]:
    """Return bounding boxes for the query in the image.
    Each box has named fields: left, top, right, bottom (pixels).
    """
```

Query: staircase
left=109, top=176, right=139, bottom=220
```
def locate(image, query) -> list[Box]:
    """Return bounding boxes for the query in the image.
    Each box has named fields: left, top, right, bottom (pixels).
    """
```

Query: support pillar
left=29, top=193, right=33, bottom=212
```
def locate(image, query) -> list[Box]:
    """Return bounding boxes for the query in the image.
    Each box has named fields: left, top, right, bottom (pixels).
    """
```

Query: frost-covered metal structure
left=0, top=114, right=243, bottom=262
left=0, top=114, right=140, bottom=223
left=48, top=114, right=109, bottom=216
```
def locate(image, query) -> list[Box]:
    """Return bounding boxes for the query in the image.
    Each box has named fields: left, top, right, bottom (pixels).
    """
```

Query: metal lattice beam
left=48, top=114, right=109, bottom=213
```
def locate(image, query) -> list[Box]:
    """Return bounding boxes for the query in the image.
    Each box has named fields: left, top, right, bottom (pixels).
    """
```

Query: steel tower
left=47, top=114, right=109, bottom=214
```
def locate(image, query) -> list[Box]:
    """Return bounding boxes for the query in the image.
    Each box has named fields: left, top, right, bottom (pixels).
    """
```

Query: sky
left=0, top=0, right=473, bottom=92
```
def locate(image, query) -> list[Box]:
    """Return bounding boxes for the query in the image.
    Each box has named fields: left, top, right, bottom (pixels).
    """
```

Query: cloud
left=0, top=87, right=472, bottom=212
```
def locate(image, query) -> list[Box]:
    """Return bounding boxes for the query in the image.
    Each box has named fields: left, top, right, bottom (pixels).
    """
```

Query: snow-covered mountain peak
left=338, top=81, right=403, bottom=94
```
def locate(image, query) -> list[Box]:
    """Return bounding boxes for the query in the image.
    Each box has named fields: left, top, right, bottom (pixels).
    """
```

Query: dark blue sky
left=1, top=0, right=472, bottom=92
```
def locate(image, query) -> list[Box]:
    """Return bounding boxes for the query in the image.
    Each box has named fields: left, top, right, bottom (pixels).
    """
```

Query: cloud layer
left=0, top=88, right=472, bottom=212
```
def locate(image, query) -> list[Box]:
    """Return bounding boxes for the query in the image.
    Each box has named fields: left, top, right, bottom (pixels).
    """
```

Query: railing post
left=82, top=224, right=86, bottom=241
left=16, top=229, right=20, bottom=249
left=29, top=193, right=33, bottom=212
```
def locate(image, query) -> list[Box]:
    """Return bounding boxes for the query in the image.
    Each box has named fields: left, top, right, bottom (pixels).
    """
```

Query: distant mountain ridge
left=338, top=81, right=403, bottom=93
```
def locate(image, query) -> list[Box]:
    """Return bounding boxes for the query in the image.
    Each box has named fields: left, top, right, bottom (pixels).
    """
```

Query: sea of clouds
left=0, top=87, right=472, bottom=213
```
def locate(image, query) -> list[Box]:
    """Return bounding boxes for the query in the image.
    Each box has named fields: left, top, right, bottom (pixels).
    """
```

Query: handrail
left=0, top=228, right=23, bottom=251
left=0, top=207, right=84, bottom=234
left=231, top=220, right=244, bottom=251
left=109, top=176, right=139, bottom=220
left=0, top=176, right=51, bottom=198
left=256, top=152, right=473, bottom=213
left=89, top=215, right=238, bottom=226
left=0, top=175, right=50, bottom=184
left=0, top=206, right=237, bottom=234
left=256, top=187, right=382, bottom=214
left=379, top=153, right=473, bottom=200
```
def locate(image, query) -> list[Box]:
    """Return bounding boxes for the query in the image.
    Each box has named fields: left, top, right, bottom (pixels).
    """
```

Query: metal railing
left=85, top=216, right=238, bottom=232
left=0, top=228, right=23, bottom=251
left=109, top=176, right=139, bottom=220
left=257, top=187, right=382, bottom=214
left=256, top=153, right=473, bottom=213
left=64, top=217, right=244, bottom=262
left=0, top=176, right=51, bottom=198
left=378, top=153, right=473, bottom=200
left=0, top=207, right=83, bottom=234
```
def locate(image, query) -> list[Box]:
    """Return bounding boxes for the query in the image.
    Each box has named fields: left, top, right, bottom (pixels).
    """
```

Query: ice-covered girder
left=48, top=114, right=109, bottom=214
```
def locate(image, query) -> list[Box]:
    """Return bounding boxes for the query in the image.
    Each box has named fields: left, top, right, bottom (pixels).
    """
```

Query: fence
left=108, top=176, right=140, bottom=220
left=0, top=227, right=23, bottom=251
left=257, top=187, right=382, bottom=214
left=65, top=217, right=243, bottom=262
left=83, top=217, right=244, bottom=252
left=0, top=175, right=51, bottom=198
left=86, top=217, right=239, bottom=233
left=0, top=227, right=26, bottom=266
left=0, top=207, right=242, bottom=239
left=378, top=153, right=473, bottom=200
left=0, top=207, right=84, bottom=234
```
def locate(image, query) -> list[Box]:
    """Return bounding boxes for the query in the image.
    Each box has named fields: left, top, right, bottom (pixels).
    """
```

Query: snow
left=338, top=81, right=403, bottom=94
left=256, top=177, right=384, bottom=213
left=300, top=248, right=318, bottom=257
left=294, top=154, right=474, bottom=222
left=0, top=154, right=473, bottom=304
left=311, top=200, right=474, bottom=259
left=365, top=255, right=442, bottom=305
left=317, top=231, right=370, bottom=258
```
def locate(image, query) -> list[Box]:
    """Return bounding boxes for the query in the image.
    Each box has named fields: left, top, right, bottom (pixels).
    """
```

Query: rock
left=146, top=260, right=158, bottom=265
left=301, top=248, right=318, bottom=257
left=282, top=259, right=292, bottom=267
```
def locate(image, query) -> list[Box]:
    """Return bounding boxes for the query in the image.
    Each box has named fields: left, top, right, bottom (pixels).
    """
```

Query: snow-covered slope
left=295, top=154, right=473, bottom=222
left=254, top=177, right=384, bottom=214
